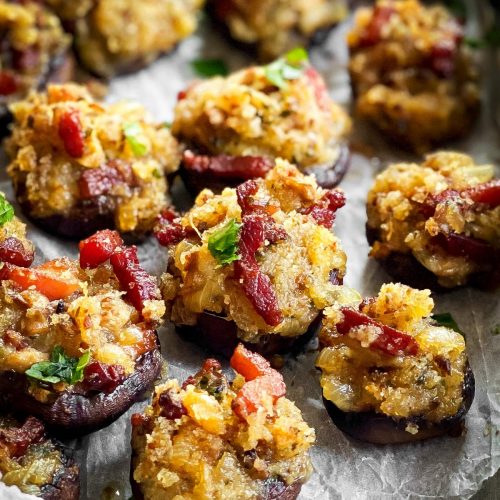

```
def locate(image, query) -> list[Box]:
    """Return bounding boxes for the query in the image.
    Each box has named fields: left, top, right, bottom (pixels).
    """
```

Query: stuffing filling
left=367, top=152, right=500, bottom=288
left=158, top=160, right=347, bottom=342
left=131, top=345, right=315, bottom=499
left=6, top=83, right=180, bottom=236
left=348, top=0, right=479, bottom=152
left=173, top=57, right=351, bottom=170
left=212, top=0, right=348, bottom=61
left=317, top=283, right=467, bottom=429
left=0, top=230, right=165, bottom=401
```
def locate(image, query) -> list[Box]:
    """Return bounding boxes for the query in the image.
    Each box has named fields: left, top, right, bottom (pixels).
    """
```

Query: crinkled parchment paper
left=0, top=3, right=499, bottom=499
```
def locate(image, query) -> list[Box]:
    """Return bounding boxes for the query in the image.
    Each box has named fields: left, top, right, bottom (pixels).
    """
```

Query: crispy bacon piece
left=0, top=71, right=18, bottom=95
left=183, top=151, right=274, bottom=179
left=431, top=233, right=497, bottom=263
left=358, top=5, right=396, bottom=47
left=12, top=47, right=40, bottom=72
left=58, top=110, right=85, bottom=158
left=0, top=416, right=45, bottom=458
left=337, top=307, right=419, bottom=357
left=0, top=237, right=34, bottom=267
left=154, top=209, right=191, bottom=247
left=82, top=360, right=126, bottom=394
left=230, top=344, right=286, bottom=420
left=465, top=179, right=500, bottom=207
left=110, top=246, right=159, bottom=312
left=79, top=229, right=124, bottom=269
left=79, top=165, right=124, bottom=199
left=429, top=38, right=458, bottom=78
left=303, top=189, right=346, bottom=228
left=235, top=181, right=286, bottom=326
left=158, top=391, right=187, bottom=420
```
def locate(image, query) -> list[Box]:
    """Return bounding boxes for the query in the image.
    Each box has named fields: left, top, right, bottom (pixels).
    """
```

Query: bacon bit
left=230, top=344, right=286, bottom=421
left=110, top=246, right=159, bottom=312
left=3, top=330, right=28, bottom=351
left=465, top=179, right=500, bottom=207
left=337, top=307, right=419, bottom=357
left=431, top=232, right=497, bottom=263
left=58, top=110, right=85, bottom=158
left=304, top=67, right=332, bottom=112
left=79, top=230, right=124, bottom=269
left=131, top=413, right=151, bottom=428
left=419, top=189, right=461, bottom=218
left=0, top=261, right=80, bottom=301
left=0, top=237, right=34, bottom=267
left=12, top=47, right=40, bottom=72
left=358, top=5, right=396, bottom=47
left=183, top=151, right=274, bottom=180
left=79, top=164, right=127, bottom=199
left=154, top=209, right=191, bottom=247
left=0, top=417, right=45, bottom=458
left=0, top=71, right=18, bottom=95
left=158, top=390, right=187, bottom=420
left=82, top=360, right=126, bottom=394
left=303, top=189, right=346, bottom=228
left=429, top=38, right=458, bottom=78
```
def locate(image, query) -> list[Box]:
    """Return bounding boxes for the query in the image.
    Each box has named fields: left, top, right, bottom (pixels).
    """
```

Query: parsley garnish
left=432, top=313, right=464, bottom=335
left=26, top=346, right=91, bottom=385
left=0, top=194, right=14, bottom=226
left=264, top=47, right=309, bottom=89
left=191, top=59, right=228, bottom=77
left=123, top=122, right=149, bottom=157
left=207, top=219, right=241, bottom=266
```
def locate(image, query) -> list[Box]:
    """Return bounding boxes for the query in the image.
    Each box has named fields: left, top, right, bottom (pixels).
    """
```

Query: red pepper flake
left=0, top=416, right=45, bottom=459
left=303, top=189, right=346, bottom=228
left=0, top=71, right=18, bottom=96
left=110, top=246, right=160, bottom=312
left=183, top=150, right=274, bottom=180
left=58, top=110, right=85, bottom=158
left=82, top=360, right=126, bottom=394
left=0, top=237, right=34, bottom=267
left=337, top=307, right=419, bottom=357
left=79, top=229, right=124, bottom=269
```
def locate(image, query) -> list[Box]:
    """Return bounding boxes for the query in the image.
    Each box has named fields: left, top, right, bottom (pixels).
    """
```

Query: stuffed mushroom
left=0, top=193, right=35, bottom=268
left=317, top=283, right=475, bottom=444
left=173, top=50, right=352, bottom=193
left=209, top=0, right=348, bottom=61
left=347, top=0, right=480, bottom=152
left=366, top=152, right=500, bottom=290
left=46, top=0, right=205, bottom=77
left=6, top=83, right=180, bottom=240
left=157, top=160, right=347, bottom=356
left=131, top=344, right=315, bottom=499
left=0, top=229, right=165, bottom=435
left=0, top=415, right=79, bottom=499
left=0, top=1, right=73, bottom=135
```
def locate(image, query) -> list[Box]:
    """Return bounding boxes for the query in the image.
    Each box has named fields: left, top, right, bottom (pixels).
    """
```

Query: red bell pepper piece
left=79, top=230, right=124, bottom=269
left=337, top=307, right=419, bottom=357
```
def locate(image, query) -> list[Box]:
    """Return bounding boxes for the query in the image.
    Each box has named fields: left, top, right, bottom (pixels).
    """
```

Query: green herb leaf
left=264, top=47, right=309, bottom=89
left=432, top=313, right=464, bottom=335
left=123, top=122, right=149, bottom=157
left=0, top=194, right=15, bottom=226
left=26, top=347, right=91, bottom=385
left=191, top=59, right=228, bottom=77
left=208, top=219, right=241, bottom=266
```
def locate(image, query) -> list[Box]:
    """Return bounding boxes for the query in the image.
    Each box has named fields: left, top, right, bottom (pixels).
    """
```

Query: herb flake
left=264, top=47, right=309, bottom=89
left=26, top=346, right=91, bottom=385
left=432, top=312, right=464, bottom=335
left=191, top=59, right=228, bottom=77
left=208, top=219, right=241, bottom=266
left=0, top=194, right=14, bottom=226
left=123, top=122, right=149, bottom=157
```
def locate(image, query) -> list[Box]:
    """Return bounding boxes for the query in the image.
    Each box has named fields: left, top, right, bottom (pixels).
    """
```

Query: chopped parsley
left=191, top=58, right=228, bottom=77
left=431, top=312, right=464, bottom=335
left=264, top=47, right=309, bottom=89
left=207, top=219, right=241, bottom=266
left=26, top=346, right=91, bottom=385
left=123, top=122, right=149, bottom=157
left=0, top=194, right=14, bottom=226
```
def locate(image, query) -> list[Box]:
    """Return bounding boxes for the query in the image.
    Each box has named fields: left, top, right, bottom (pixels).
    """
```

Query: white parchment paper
left=0, top=4, right=499, bottom=499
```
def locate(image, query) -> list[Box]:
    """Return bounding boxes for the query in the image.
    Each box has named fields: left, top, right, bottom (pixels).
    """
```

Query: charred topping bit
left=158, top=390, right=188, bottom=420
left=183, top=150, right=275, bottom=179
left=182, top=359, right=228, bottom=400
left=0, top=416, right=45, bottom=459
left=58, top=109, right=85, bottom=158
